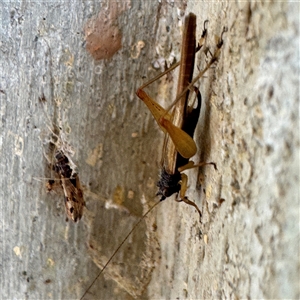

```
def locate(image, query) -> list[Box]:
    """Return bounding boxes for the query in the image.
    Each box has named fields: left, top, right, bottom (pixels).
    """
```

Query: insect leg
left=177, top=173, right=202, bottom=220
left=137, top=61, right=180, bottom=91
left=165, top=26, right=228, bottom=116
left=196, top=19, right=209, bottom=52
left=137, top=88, right=198, bottom=159
left=178, top=161, right=217, bottom=173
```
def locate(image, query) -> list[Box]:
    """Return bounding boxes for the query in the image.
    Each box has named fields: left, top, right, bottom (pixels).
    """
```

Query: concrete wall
left=1, top=1, right=299, bottom=299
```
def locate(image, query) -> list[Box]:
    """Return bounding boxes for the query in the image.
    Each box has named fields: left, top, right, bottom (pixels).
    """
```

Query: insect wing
left=161, top=13, right=197, bottom=174
left=61, top=175, right=85, bottom=222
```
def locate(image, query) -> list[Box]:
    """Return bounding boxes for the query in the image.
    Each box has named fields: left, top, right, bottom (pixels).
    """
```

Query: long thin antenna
left=80, top=200, right=161, bottom=300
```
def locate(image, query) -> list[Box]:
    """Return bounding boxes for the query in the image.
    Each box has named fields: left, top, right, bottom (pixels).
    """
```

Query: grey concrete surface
left=1, top=1, right=299, bottom=299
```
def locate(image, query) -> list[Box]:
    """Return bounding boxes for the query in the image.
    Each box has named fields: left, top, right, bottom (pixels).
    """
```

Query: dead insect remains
left=51, top=150, right=85, bottom=222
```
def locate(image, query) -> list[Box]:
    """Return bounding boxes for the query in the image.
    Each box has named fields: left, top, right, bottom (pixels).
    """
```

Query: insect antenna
left=80, top=200, right=161, bottom=300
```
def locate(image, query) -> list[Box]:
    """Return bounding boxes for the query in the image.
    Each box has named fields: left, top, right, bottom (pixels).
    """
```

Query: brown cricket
left=80, top=13, right=226, bottom=299
left=136, top=13, right=226, bottom=218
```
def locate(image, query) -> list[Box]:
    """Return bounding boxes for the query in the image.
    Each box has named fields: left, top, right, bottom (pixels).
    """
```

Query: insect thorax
left=54, top=150, right=77, bottom=180
left=156, top=168, right=181, bottom=201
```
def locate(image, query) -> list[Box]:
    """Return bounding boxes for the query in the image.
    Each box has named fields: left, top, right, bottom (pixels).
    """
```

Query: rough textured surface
left=1, top=1, right=299, bottom=300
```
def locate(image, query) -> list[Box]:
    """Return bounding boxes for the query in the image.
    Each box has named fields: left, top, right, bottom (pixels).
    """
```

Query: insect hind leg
left=177, top=173, right=202, bottom=221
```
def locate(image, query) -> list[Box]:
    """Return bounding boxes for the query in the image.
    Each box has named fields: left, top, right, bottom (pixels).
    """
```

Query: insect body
left=42, top=124, right=86, bottom=222
left=37, top=91, right=86, bottom=222
left=136, top=13, right=221, bottom=218
left=52, top=150, right=85, bottom=222
left=80, top=14, right=226, bottom=299
left=156, top=12, right=200, bottom=203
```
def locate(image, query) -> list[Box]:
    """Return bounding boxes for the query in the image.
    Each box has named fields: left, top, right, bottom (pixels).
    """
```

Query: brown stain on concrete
left=84, top=2, right=130, bottom=60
